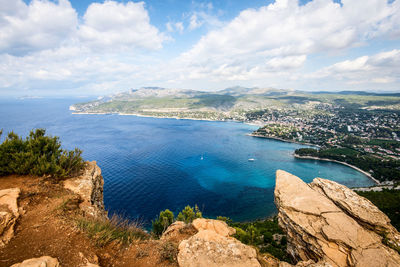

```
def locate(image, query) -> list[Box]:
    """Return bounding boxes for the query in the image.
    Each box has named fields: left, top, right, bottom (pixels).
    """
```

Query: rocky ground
left=1, top=162, right=399, bottom=266
left=275, top=170, right=400, bottom=267
left=0, top=162, right=179, bottom=267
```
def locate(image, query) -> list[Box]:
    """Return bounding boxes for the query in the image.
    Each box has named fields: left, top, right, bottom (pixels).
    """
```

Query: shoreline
left=249, top=133, right=319, bottom=148
left=71, top=111, right=262, bottom=127
left=72, top=111, right=224, bottom=122
left=293, top=154, right=380, bottom=184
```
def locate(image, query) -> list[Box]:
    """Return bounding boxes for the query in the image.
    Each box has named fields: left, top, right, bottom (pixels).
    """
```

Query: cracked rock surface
left=275, top=170, right=400, bottom=267
left=0, top=187, right=20, bottom=247
left=64, top=161, right=105, bottom=218
left=10, top=256, right=60, bottom=267
left=177, top=218, right=261, bottom=267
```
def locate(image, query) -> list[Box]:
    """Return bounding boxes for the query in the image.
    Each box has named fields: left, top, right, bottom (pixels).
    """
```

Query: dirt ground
left=0, top=175, right=180, bottom=267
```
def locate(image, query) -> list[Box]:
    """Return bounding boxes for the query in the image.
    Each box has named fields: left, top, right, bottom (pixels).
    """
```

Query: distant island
left=72, top=87, right=400, bottom=183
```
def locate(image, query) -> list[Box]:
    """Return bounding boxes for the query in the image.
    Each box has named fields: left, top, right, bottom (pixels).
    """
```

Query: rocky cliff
left=275, top=170, right=400, bottom=267
left=64, top=161, right=106, bottom=218
left=178, top=218, right=261, bottom=267
left=0, top=162, right=104, bottom=267
left=2, top=162, right=400, bottom=267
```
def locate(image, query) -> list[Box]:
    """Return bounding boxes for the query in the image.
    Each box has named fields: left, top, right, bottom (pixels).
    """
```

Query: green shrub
left=152, top=205, right=203, bottom=237
left=0, top=129, right=84, bottom=178
left=231, top=218, right=292, bottom=262
left=216, top=216, right=232, bottom=224
left=356, top=189, right=400, bottom=231
left=176, top=205, right=202, bottom=224
left=152, top=209, right=175, bottom=238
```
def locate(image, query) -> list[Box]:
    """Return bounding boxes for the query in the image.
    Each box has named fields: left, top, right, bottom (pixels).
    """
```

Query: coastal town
left=251, top=105, right=400, bottom=183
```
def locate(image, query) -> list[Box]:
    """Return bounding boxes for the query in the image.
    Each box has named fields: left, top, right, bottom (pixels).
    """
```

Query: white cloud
left=0, top=0, right=166, bottom=56
left=166, top=22, right=174, bottom=32
left=187, top=11, right=222, bottom=31
left=78, top=1, right=165, bottom=51
left=308, top=49, right=400, bottom=85
left=265, top=55, right=307, bottom=70
left=189, top=14, right=203, bottom=30
left=0, top=0, right=78, bottom=56
left=0, top=0, right=399, bottom=95
left=0, top=0, right=169, bottom=95
left=178, top=0, right=400, bottom=81
left=175, top=22, right=184, bottom=34
left=166, top=21, right=184, bottom=34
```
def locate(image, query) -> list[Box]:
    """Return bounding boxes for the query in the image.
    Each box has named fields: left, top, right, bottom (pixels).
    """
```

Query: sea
left=0, top=98, right=375, bottom=224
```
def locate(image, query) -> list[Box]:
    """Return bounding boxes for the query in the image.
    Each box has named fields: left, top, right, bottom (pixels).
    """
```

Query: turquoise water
left=0, top=98, right=374, bottom=224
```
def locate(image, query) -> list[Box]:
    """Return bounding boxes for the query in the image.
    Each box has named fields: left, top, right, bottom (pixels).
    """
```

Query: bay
left=0, top=98, right=374, bottom=224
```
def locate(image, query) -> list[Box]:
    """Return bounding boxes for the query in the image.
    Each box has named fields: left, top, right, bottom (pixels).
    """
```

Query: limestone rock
left=161, top=221, right=187, bottom=241
left=192, top=218, right=236, bottom=237
left=10, top=256, right=59, bottom=267
left=311, top=177, right=400, bottom=247
left=178, top=229, right=261, bottom=267
left=279, top=259, right=333, bottom=267
left=176, top=218, right=260, bottom=267
left=64, top=161, right=105, bottom=218
left=161, top=221, right=198, bottom=244
left=0, top=187, right=20, bottom=247
left=275, top=170, right=400, bottom=267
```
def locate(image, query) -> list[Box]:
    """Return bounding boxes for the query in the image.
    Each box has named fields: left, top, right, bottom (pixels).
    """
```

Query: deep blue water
left=0, top=98, right=374, bottom=224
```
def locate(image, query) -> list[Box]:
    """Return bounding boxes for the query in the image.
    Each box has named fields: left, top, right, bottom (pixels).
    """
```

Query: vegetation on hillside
left=356, top=189, right=400, bottom=232
left=223, top=217, right=292, bottom=262
left=295, top=147, right=400, bottom=182
left=76, top=214, right=149, bottom=247
left=72, top=88, right=400, bottom=120
left=152, top=205, right=202, bottom=237
left=151, top=206, right=291, bottom=262
left=0, top=129, right=85, bottom=178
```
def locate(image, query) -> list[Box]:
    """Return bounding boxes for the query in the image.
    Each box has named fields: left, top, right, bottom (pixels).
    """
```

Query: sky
left=0, top=0, right=400, bottom=97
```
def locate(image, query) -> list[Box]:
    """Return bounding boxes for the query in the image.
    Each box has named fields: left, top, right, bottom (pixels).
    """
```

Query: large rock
left=64, top=161, right=105, bottom=218
left=311, top=178, right=400, bottom=247
left=177, top=218, right=260, bottom=267
left=161, top=221, right=187, bottom=241
left=10, top=256, right=59, bottom=267
left=161, top=221, right=198, bottom=244
left=0, top=187, right=20, bottom=247
left=192, top=218, right=236, bottom=237
left=275, top=170, right=400, bottom=267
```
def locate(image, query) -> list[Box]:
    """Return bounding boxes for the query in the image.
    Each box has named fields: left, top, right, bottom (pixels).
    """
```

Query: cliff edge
left=2, top=163, right=400, bottom=266
left=63, top=161, right=105, bottom=218
left=275, top=170, right=400, bottom=267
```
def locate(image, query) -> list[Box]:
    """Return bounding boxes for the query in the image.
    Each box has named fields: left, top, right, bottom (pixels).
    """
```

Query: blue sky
left=1, top=0, right=400, bottom=96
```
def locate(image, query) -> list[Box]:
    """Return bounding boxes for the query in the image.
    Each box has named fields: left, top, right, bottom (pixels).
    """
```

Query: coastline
left=71, top=111, right=262, bottom=126
left=249, top=133, right=319, bottom=148
left=72, top=111, right=224, bottom=122
left=118, top=112, right=226, bottom=122
left=293, top=154, right=380, bottom=184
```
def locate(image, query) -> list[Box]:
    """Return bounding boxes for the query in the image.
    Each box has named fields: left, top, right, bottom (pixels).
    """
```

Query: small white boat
left=248, top=158, right=255, bottom=162
left=200, top=155, right=204, bottom=160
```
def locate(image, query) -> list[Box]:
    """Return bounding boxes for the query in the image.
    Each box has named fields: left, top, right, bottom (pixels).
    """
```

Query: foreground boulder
left=64, top=161, right=105, bottom=218
left=177, top=218, right=261, bottom=267
left=275, top=170, right=400, bottom=267
left=10, top=256, right=59, bottom=267
left=191, top=218, right=236, bottom=237
left=160, top=221, right=199, bottom=244
left=0, top=187, right=20, bottom=247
